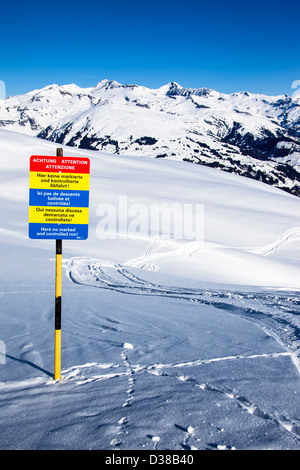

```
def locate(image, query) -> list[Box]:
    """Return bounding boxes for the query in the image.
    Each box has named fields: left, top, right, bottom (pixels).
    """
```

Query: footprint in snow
left=174, top=424, right=197, bottom=450
left=146, top=435, right=160, bottom=449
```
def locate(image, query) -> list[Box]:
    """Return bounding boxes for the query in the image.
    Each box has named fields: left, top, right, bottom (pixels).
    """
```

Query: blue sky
left=1, top=0, right=299, bottom=97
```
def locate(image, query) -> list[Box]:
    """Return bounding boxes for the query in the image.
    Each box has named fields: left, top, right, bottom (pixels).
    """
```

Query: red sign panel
left=30, top=156, right=90, bottom=174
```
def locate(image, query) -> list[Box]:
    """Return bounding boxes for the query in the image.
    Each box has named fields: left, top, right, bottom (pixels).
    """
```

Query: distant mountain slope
left=1, top=79, right=300, bottom=195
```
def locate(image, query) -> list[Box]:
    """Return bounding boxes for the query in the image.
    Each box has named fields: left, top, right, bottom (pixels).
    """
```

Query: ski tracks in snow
left=66, top=256, right=300, bottom=363
left=246, top=227, right=300, bottom=256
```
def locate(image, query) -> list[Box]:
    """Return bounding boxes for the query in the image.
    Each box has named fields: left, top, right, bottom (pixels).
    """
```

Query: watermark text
left=96, top=196, right=204, bottom=241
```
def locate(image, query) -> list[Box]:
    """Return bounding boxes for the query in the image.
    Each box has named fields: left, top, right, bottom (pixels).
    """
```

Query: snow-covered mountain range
left=1, top=79, right=300, bottom=195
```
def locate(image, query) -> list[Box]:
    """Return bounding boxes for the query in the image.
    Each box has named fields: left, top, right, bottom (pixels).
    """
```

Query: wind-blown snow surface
left=0, top=129, right=300, bottom=450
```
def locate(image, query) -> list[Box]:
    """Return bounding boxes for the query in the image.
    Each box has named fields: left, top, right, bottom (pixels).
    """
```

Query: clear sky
left=1, top=0, right=299, bottom=97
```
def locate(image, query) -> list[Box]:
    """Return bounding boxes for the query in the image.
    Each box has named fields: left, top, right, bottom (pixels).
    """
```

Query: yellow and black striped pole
left=54, top=238, right=62, bottom=379
left=54, top=147, right=63, bottom=380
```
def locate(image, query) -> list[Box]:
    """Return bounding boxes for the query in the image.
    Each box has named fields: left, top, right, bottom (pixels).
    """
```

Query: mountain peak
left=96, top=79, right=122, bottom=89
left=95, top=79, right=137, bottom=91
left=157, top=82, right=182, bottom=94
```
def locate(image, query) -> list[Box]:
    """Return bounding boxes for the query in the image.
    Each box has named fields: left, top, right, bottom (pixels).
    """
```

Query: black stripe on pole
left=55, top=296, right=61, bottom=330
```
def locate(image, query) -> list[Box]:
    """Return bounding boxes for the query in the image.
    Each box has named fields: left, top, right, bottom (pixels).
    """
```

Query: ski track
left=246, top=227, right=300, bottom=256
left=66, top=256, right=300, bottom=360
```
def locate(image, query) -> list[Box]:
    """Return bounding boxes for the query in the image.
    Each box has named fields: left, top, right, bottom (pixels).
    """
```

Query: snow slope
left=0, top=129, right=300, bottom=450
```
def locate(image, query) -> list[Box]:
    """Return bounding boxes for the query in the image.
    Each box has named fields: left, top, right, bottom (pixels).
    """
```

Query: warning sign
left=29, top=155, right=90, bottom=240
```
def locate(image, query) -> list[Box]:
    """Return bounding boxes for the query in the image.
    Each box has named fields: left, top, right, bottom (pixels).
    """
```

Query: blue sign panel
left=29, top=189, right=89, bottom=208
left=29, top=223, right=89, bottom=240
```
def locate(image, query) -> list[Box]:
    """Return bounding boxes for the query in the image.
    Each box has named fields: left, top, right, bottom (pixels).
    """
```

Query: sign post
left=29, top=149, right=90, bottom=380
left=54, top=148, right=63, bottom=380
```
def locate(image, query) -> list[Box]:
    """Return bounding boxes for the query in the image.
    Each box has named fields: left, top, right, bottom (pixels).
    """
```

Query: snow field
left=0, top=129, right=300, bottom=450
